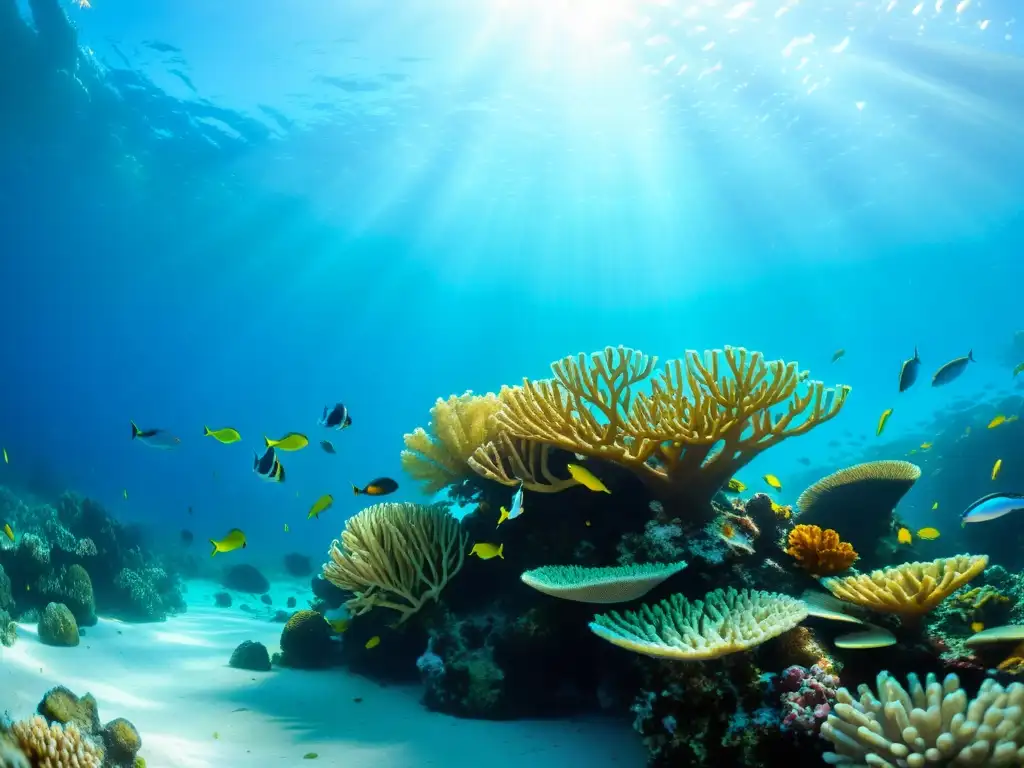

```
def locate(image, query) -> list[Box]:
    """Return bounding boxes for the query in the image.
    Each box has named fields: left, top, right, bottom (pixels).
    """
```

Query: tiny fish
left=319, top=403, right=352, bottom=430
left=920, top=442, right=932, bottom=450
left=303, top=754, right=319, bottom=760
left=1014, top=362, right=1024, bottom=377
left=2, top=448, right=6, bottom=464
left=585, top=520, right=591, bottom=527
left=2, top=523, right=13, bottom=542
left=470, top=542, right=504, bottom=560
left=283, top=523, right=290, bottom=533
left=567, top=464, right=610, bottom=493
left=497, top=484, right=525, bottom=526
left=763, top=474, right=782, bottom=491
left=365, top=636, right=381, bottom=650
left=123, top=489, right=128, bottom=500
left=961, top=493, right=1024, bottom=524
left=180, top=529, right=193, bottom=546
left=130, top=421, right=181, bottom=449
left=876, top=408, right=893, bottom=436
left=993, top=458, right=1003, bottom=481
left=725, top=478, right=747, bottom=493
left=916, top=527, right=940, bottom=540
left=907, top=449, right=918, bottom=456
left=320, top=440, right=336, bottom=454
left=898, top=347, right=921, bottom=392
left=308, top=494, right=334, bottom=520
left=203, top=426, right=241, bottom=444
left=352, top=477, right=398, bottom=496
left=254, top=446, right=286, bottom=483
left=188, top=505, right=193, bottom=515
left=971, top=622, right=985, bottom=633
left=831, top=349, right=845, bottom=363
left=210, top=528, right=247, bottom=556
left=988, top=415, right=1007, bottom=429
left=797, top=457, right=811, bottom=466
left=931, top=350, right=975, bottom=387
left=265, top=433, right=309, bottom=452
left=932, top=501, right=939, bottom=510
left=897, top=527, right=912, bottom=545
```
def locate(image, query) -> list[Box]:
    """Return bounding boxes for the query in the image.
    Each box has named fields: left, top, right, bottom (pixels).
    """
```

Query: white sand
left=0, top=580, right=645, bottom=767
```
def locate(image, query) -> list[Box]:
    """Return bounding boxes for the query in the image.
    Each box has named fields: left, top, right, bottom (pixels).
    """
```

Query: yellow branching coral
left=474, top=346, right=849, bottom=510
left=820, top=555, right=988, bottom=618
left=9, top=715, right=103, bottom=767
left=786, top=524, right=858, bottom=576
left=589, top=587, right=808, bottom=660
left=322, top=502, right=468, bottom=624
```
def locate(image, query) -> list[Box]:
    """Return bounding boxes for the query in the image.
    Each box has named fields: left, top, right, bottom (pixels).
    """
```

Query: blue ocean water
left=2, top=0, right=1024, bottom=764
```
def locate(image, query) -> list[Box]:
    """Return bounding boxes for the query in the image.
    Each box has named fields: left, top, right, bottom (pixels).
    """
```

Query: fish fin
left=264, top=436, right=273, bottom=447
left=497, top=506, right=509, bottom=526
left=969, top=349, right=975, bottom=362
left=253, top=451, right=259, bottom=471
left=131, top=421, right=139, bottom=439
left=914, top=346, right=919, bottom=360
left=497, top=543, right=504, bottom=559
left=322, top=405, right=327, bottom=422
left=242, top=541, right=247, bottom=548
left=352, top=483, right=361, bottom=495
left=209, top=540, right=219, bottom=557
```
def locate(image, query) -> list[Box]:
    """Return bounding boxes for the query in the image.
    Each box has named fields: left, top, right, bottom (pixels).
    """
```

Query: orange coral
left=786, top=524, right=857, bottom=576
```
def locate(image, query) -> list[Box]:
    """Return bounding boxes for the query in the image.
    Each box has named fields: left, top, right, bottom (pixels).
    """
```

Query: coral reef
left=777, top=664, right=838, bottom=733
left=7, top=716, right=102, bottom=767
left=785, top=525, right=857, bottom=576
left=38, top=602, right=79, bottom=647
left=100, top=719, right=141, bottom=767
left=112, top=567, right=184, bottom=622
left=277, top=610, right=335, bottom=669
left=221, top=564, right=269, bottom=594
left=229, top=640, right=272, bottom=672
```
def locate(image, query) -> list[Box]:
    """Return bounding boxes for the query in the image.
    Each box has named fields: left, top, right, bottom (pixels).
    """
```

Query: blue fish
left=130, top=421, right=181, bottom=449
left=898, top=347, right=921, bottom=392
left=961, top=493, right=1024, bottom=525
left=497, top=483, right=525, bottom=526
left=931, top=350, right=975, bottom=387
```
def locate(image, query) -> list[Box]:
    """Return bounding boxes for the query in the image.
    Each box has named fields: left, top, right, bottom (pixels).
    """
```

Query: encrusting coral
left=469, top=345, right=849, bottom=513
left=323, top=502, right=468, bottom=624
left=820, top=555, right=988, bottom=619
left=519, top=561, right=688, bottom=604
left=786, top=524, right=858, bottom=576
left=589, top=587, right=808, bottom=660
left=821, top=671, right=1024, bottom=766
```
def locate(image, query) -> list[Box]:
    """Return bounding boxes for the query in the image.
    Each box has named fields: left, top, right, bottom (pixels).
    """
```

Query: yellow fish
left=470, top=542, right=504, bottom=560
left=897, top=527, right=912, bottom=545
left=993, top=458, right=1003, bottom=481
left=307, top=494, right=334, bottom=519
left=365, top=636, right=381, bottom=650
left=770, top=500, right=791, bottom=519
left=988, top=415, right=1007, bottom=429
left=2, top=448, right=7, bottom=464
left=876, top=408, right=893, bottom=436
left=327, top=617, right=350, bottom=634
left=907, top=449, right=918, bottom=455
left=931, top=501, right=939, bottom=510
left=916, top=527, right=940, bottom=540
left=971, top=621, right=985, bottom=633
left=567, top=464, right=610, bottom=493
left=1014, top=362, right=1024, bottom=377
left=283, top=523, right=290, bottom=533
left=726, top=478, right=747, bottom=493
left=209, top=528, right=247, bottom=556
left=763, top=474, right=782, bottom=491
left=264, top=433, right=309, bottom=452
left=203, top=426, right=242, bottom=444
left=2, top=523, right=13, bottom=542
left=920, top=442, right=933, bottom=450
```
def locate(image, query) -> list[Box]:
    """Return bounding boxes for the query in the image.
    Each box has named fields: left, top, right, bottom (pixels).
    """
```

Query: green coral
left=36, top=565, right=97, bottom=627
left=279, top=610, right=334, bottom=669
left=0, top=562, right=13, bottom=613
left=37, top=603, right=80, bottom=647
left=102, top=717, right=142, bottom=767
left=37, top=686, right=101, bottom=734
left=0, top=610, right=16, bottom=647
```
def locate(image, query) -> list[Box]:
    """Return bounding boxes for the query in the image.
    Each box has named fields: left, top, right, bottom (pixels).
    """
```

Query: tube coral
left=786, top=524, right=858, bottom=576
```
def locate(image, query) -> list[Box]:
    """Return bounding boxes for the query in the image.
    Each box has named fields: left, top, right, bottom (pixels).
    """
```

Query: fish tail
left=264, top=436, right=273, bottom=447
left=969, top=349, right=975, bottom=362
left=131, top=421, right=139, bottom=440
left=352, top=483, right=361, bottom=495
left=497, top=506, right=509, bottom=527
left=914, top=346, right=919, bottom=360
left=209, top=540, right=219, bottom=557
left=497, top=543, right=504, bottom=559
left=203, top=425, right=211, bottom=436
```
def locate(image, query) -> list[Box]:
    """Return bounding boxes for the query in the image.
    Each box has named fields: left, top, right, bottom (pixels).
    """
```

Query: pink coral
left=778, top=664, right=838, bottom=734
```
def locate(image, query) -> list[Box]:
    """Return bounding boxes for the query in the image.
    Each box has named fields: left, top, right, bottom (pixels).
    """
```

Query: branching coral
left=589, top=587, right=808, bottom=660
left=821, top=671, right=1024, bottom=766
left=322, top=502, right=468, bottom=624
left=471, top=346, right=849, bottom=512
left=821, top=555, right=988, bottom=618
left=786, top=524, right=858, bottom=576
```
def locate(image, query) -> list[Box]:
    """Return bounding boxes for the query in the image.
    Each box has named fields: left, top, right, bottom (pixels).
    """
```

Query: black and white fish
left=253, top=445, right=285, bottom=483
left=319, top=403, right=352, bottom=430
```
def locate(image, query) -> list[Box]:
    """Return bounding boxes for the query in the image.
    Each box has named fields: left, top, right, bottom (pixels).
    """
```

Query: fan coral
left=9, top=715, right=103, bottom=768
left=589, top=587, right=808, bottom=660
left=821, top=555, right=988, bottom=618
left=323, top=502, right=468, bottom=624
left=786, top=524, right=857, bottom=576
left=519, top=561, right=688, bottom=604
left=778, top=664, right=839, bottom=733
left=470, top=346, right=849, bottom=514
left=821, top=671, right=1024, bottom=766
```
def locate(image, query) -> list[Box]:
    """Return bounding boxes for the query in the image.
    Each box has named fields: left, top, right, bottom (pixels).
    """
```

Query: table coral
left=786, top=524, right=857, bottom=576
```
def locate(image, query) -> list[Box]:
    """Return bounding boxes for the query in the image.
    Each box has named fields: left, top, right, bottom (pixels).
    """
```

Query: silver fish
left=961, top=493, right=1024, bottom=524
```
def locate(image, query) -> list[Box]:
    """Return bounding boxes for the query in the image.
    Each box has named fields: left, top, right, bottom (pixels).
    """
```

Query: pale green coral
left=520, top=561, right=687, bottom=604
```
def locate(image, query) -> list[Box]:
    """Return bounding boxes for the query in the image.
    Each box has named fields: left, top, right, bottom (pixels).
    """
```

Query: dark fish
left=320, top=440, right=336, bottom=454
left=797, top=457, right=811, bottom=466
left=130, top=421, right=181, bottom=449
left=831, top=349, right=845, bottom=363
left=352, top=477, right=398, bottom=496
left=319, top=403, right=352, bottom=430
left=253, top=446, right=286, bottom=483
left=188, top=505, right=193, bottom=515
left=898, top=347, right=921, bottom=392
left=181, top=529, right=194, bottom=546
left=932, top=351, right=975, bottom=387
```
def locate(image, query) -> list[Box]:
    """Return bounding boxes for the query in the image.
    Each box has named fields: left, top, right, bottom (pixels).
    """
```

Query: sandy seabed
left=0, top=579, right=646, bottom=768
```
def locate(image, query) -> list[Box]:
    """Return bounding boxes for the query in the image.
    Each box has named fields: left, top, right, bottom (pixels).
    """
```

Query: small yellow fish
left=931, top=501, right=939, bottom=510
left=210, top=528, right=247, bottom=556
left=327, top=618, right=350, bottom=634
left=265, top=433, right=309, bottom=452
left=877, top=408, right=893, bottom=436
left=993, top=459, right=1003, bottom=481
left=283, top=523, right=290, bottom=533
left=988, top=415, right=1007, bottom=429
left=920, top=442, right=932, bottom=450
left=567, top=464, right=610, bottom=493
left=123, top=489, right=128, bottom=500
left=763, top=474, right=782, bottom=491
left=204, top=426, right=242, bottom=444
left=916, top=527, right=940, bottom=540
left=365, top=636, right=381, bottom=650
left=726, top=478, right=747, bottom=493
left=897, top=527, right=912, bottom=545
left=470, top=542, right=504, bottom=560
left=585, top=520, right=591, bottom=527
left=2, top=448, right=7, bottom=464
left=2, top=523, right=13, bottom=542
left=1014, top=362, right=1024, bottom=377
left=971, top=621, right=985, bottom=633
left=307, top=494, right=334, bottom=520
left=907, top=448, right=918, bottom=455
